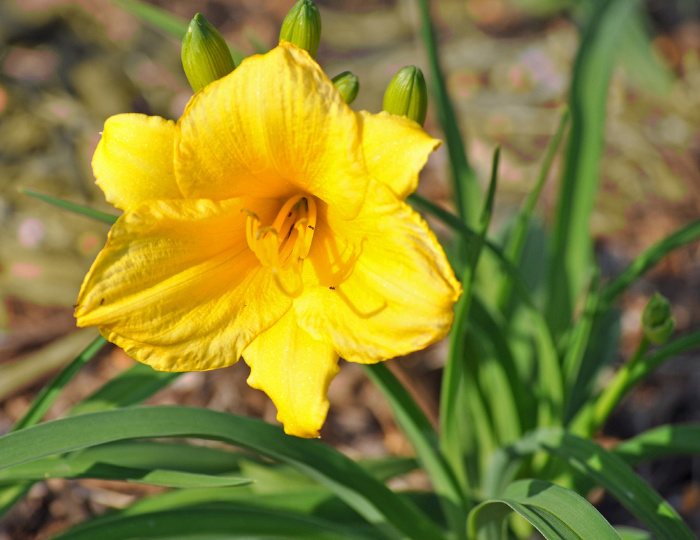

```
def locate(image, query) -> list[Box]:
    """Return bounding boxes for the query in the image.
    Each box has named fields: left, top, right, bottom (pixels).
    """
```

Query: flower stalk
left=587, top=336, right=650, bottom=435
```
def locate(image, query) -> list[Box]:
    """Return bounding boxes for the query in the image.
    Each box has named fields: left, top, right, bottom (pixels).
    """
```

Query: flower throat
left=246, top=194, right=317, bottom=271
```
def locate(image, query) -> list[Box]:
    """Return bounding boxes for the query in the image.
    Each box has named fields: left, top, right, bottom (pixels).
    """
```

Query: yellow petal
left=75, top=198, right=292, bottom=371
left=93, top=114, right=182, bottom=212
left=243, top=310, right=339, bottom=438
left=297, top=180, right=462, bottom=363
left=175, top=42, right=367, bottom=219
left=359, top=111, right=441, bottom=200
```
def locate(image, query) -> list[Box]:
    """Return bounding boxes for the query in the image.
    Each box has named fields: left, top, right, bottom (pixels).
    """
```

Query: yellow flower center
left=245, top=194, right=317, bottom=271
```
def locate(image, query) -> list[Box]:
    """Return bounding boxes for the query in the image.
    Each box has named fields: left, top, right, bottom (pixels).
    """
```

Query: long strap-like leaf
left=0, top=406, right=446, bottom=540
left=546, top=0, right=637, bottom=337
left=484, top=428, right=694, bottom=540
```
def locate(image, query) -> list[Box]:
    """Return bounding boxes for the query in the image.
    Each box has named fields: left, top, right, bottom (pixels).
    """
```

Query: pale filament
left=245, top=195, right=317, bottom=273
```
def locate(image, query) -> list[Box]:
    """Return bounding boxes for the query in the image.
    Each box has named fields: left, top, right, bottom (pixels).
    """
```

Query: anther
left=245, top=195, right=317, bottom=272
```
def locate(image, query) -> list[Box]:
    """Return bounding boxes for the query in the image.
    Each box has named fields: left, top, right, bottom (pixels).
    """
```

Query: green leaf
left=360, top=456, right=418, bottom=482
left=0, top=353, right=179, bottom=518
left=564, top=307, right=621, bottom=425
left=0, top=327, right=101, bottom=529
left=497, top=105, right=570, bottom=311
left=486, top=428, right=695, bottom=540
left=12, top=335, right=107, bottom=431
left=0, top=406, right=446, bottom=540
left=407, top=193, right=549, bottom=321
left=73, top=485, right=396, bottom=540
left=0, top=458, right=250, bottom=489
left=441, top=330, right=495, bottom=493
left=363, top=363, right=466, bottom=534
left=0, top=483, right=32, bottom=520
left=120, top=485, right=338, bottom=517
left=574, top=331, right=700, bottom=435
left=3, top=362, right=176, bottom=518
left=600, top=218, right=700, bottom=308
left=562, top=272, right=600, bottom=420
left=20, top=189, right=118, bottom=224
left=111, top=0, right=246, bottom=65
left=92, top=484, right=386, bottom=537
left=613, top=424, right=700, bottom=465
left=412, top=191, right=565, bottom=440
left=621, top=330, right=700, bottom=392
left=63, top=440, right=244, bottom=474
left=440, top=148, right=501, bottom=500
left=414, top=0, right=481, bottom=228
left=546, top=0, right=637, bottom=336
left=470, top=296, right=525, bottom=444
left=113, top=0, right=189, bottom=38
left=468, top=479, right=621, bottom=540
left=0, top=329, right=100, bottom=402
left=70, top=361, right=180, bottom=416
left=615, top=526, right=654, bottom=540
left=52, top=503, right=376, bottom=540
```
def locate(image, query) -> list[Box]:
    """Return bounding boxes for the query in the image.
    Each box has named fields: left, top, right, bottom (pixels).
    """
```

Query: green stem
left=573, top=330, right=700, bottom=437
left=588, top=336, right=650, bottom=435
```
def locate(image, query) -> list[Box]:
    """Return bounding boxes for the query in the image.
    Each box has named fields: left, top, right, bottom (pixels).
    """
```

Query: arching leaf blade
left=0, top=406, right=446, bottom=540
left=468, top=479, right=620, bottom=540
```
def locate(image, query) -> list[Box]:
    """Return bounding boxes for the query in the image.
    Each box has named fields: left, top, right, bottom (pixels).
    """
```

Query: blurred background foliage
left=1, top=0, right=700, bottom=537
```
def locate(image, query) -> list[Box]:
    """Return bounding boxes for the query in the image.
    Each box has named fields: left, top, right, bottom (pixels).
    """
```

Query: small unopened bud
left=280, top=0, right=322, bottom=59
left=182, top=13, right=236, bottom=93
left=642, top=292, right=675, bottom=345
left=383, top=66, right=428, bottom=126
left=331, top=71, right=359, bottom=104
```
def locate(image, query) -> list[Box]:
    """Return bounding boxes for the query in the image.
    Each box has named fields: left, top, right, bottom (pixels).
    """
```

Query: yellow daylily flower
left=76, top=42, right=461, bottom=438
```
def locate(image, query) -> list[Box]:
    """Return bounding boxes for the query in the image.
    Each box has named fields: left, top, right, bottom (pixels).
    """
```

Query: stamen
left=292, top=221, right=308, bottom=259
left=278, top=228, right=298, bottom=264
left=245, top=195, right=318, bottom=282
left=303, top=199, right=317, bottom=258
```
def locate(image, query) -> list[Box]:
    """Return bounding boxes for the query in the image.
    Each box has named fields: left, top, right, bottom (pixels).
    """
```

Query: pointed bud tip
left=331, top=71, right=359, bottom=105
left=181, top=13, right=235, bottom=93
left=280, top=0, right=322, bottom=59
left=186, top=13, right=214, bottom=39
left=383, top=65, right=428, bottom=126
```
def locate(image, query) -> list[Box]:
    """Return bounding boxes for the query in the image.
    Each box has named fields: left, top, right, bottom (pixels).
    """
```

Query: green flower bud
left=280, top=0, right=322, bottom=59
left=182, top=13, right=236, bottom=93
left=642, top=292, right=675, bottom=345
left=331, top=71, right=359, bottom=105
left=383, top=66, right=428, bottom=126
